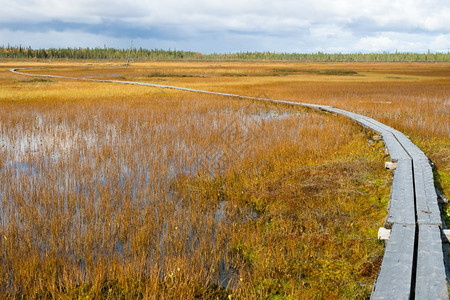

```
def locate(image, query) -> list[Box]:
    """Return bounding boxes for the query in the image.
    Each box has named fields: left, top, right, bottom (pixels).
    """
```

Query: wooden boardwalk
left=10, top=68, right=449, bottom=299
left=322, top=108, right=448, bottom=299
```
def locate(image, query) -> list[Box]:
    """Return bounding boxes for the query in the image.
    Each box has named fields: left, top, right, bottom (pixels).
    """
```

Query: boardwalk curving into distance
left=10, top=68, right=449, bottom=299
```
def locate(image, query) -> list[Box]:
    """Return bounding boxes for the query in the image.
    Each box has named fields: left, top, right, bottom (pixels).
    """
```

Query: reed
left=2, top=60, right=446, bottom=298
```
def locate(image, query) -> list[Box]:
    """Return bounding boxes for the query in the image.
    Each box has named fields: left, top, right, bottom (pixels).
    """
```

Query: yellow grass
left=24, top=60, right=446, bottom=193
left=0, top=60, right=447, bottom=298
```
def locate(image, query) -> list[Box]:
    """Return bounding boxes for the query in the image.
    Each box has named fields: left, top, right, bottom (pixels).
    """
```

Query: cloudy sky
left=1, top=0, right=449, bottom=53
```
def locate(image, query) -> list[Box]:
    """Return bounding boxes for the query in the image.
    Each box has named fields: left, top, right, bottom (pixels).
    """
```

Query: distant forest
left=1, top=45, right=449, bottom=62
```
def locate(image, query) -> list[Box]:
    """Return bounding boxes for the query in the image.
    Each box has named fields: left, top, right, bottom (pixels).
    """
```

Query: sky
left=1, top=0, right=449, bottom=53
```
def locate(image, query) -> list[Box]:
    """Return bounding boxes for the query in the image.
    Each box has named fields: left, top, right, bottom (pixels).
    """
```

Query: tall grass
left=73, top=60, right=446, bottom=194
left=0, top=62, right=399, bottom=298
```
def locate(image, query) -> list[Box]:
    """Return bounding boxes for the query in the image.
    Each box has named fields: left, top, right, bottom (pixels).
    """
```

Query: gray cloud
left=1, top=0, right=449, bottom=53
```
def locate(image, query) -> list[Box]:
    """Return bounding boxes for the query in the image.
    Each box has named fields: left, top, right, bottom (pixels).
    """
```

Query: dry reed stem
left=1, top=61, right=443, bottom=298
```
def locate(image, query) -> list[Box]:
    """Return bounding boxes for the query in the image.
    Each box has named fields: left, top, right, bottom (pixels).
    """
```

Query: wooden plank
left=371, top=223, right=416, bottom=300
left=359, top=118, right=423, bottom=159
left=382, top=133, right=411, bottom=161
left=415, top=225, right=449, bottom=299
left=322, top=110, right=411, bottom=161
left=356, top=117, right=428, bottom=161
left=390, top=132, right=429, bottom=161
left=385, top=159, right=416, bottom=228
left=414, top=159, right=442, bottom=226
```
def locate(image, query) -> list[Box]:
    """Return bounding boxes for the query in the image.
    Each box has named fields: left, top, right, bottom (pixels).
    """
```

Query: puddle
left=0, top=106, right=297, bottom=292
left=1, top=161, right=37, bottom=176
left=215, top=200, right=226, bottom=223
left=254, top=111, right=302, bottom=120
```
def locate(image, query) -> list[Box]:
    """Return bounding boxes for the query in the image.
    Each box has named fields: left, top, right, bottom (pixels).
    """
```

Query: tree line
left=1, top=45, right=449, bottom=62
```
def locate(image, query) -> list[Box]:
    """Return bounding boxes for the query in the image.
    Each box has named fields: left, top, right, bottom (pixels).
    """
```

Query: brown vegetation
left=0, top=60, right=447, bottom=298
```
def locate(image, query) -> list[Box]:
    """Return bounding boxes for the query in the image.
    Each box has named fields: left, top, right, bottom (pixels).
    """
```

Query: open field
left=9, top=61, right=448, bottom=193
left=0, top=61, right=448, bottom=298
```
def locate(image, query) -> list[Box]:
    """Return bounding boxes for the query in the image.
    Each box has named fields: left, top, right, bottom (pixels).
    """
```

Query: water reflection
left=0, top=105, right=302, bottom=291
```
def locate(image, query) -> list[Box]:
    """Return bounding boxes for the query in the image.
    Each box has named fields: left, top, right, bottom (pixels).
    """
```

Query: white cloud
left=355, top=36, right=398, bottom=52
left=428, top=34, right=450, bottom=52
left=0, top=0, right=449, bottom=53
left=354, top=32, right=449, bottom=53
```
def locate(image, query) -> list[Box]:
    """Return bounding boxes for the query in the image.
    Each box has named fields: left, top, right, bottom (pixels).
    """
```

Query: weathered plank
left=324, top=111, right=412, bottom=161
left=414, top=159, right=442, bottom=226
left=415, top=225, right=448, bottom=299
left=382, top=132, right=411, bottom=161
left=390, top=131, right=429, bottom=161
left=326, top=110, right=447, bottom=299
left=371, top=223, right=416, bottom=300
left=385, top=159, right=416, bottom=228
